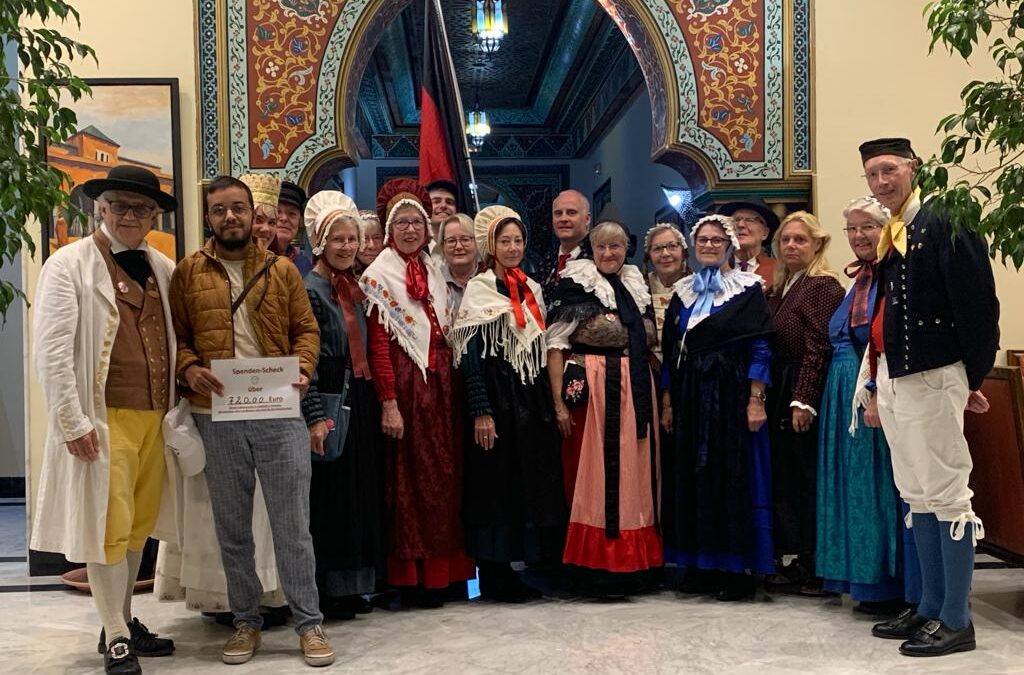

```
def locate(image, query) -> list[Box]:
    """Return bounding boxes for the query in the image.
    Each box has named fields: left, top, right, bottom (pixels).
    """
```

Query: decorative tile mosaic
left=792, top=0, right=811, bottom=172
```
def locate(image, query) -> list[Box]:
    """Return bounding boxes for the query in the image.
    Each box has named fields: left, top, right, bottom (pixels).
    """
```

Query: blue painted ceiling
left=357, top=0, right=642, bottom=154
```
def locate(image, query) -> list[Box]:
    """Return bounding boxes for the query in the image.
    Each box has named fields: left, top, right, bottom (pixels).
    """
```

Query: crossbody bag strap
left=231, top=255, right=277, bottom=315
left=341, top=367, right=351, bottom=402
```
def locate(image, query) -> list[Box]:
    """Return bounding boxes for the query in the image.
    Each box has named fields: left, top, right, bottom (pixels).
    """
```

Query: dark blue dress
left=661, top=283, right=775, bottom=574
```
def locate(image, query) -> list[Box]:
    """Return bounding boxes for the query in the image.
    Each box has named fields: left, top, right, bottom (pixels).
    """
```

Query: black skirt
left=768, top=359, right=820, bottom=558
left=463, top=356, right=566, bottom=564
left=308, top=372, right=386, bottom=595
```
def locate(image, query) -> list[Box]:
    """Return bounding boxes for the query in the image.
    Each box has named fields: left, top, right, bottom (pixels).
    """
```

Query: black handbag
left=312, top=369, right=351, bottom=462
left=561, top=360, right=589, bottom=409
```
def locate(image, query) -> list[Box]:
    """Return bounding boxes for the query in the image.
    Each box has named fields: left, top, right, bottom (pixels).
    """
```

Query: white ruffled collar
left=673, top=268, right=762, bottom=310
left=561, top=259, right=651, bottom=312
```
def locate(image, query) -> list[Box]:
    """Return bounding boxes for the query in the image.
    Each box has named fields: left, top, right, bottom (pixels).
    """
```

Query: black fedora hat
left=716, top=197, right=780, bottom=237
left=82, top=165, right=177, bottom=212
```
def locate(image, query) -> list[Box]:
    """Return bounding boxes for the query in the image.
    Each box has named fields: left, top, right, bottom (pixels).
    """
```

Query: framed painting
left=43, top=78, right=184, bottom=261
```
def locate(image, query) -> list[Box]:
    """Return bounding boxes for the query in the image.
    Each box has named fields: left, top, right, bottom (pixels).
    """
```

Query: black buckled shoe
left=104, top=636, right=141, bottom=675
left=98, top=618, right=175, bottom=657
left=899, top=620, right=976, bottom=657
left=871, top=608, right=929, bottom=639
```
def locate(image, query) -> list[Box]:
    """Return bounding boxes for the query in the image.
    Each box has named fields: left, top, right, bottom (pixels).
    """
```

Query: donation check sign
left=210, top=356, right=301, bottom=421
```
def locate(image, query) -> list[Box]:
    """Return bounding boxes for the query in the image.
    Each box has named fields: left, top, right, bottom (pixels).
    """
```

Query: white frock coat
left=30, top=235, right=177, bottom=564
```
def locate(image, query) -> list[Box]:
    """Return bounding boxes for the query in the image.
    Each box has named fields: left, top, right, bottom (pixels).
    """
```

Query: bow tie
left=876, top=190, right=919, bottom=259
left=112, top=249, right=153, bottom=288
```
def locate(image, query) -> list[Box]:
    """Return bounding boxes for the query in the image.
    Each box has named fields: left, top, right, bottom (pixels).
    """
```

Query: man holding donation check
left=169, top=175, right=333, bottom=667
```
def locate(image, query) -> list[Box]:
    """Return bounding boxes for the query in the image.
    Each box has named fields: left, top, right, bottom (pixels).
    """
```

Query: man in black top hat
left=858, top=137, right=999, bottom=657
left=275, top=180, right=312, bottom=276
left=31, top=165, right=178, bottom=674
left=717, top=197, right=780, bottom=288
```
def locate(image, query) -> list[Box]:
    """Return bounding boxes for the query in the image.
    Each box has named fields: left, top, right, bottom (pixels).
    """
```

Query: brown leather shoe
left=222, top=625, right=261, bottom=665
left=299, top=625, right=335, bottom=667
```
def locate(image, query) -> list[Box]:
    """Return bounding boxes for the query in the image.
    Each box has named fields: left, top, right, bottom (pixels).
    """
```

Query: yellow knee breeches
left=104, top=408, right=165, bottom=564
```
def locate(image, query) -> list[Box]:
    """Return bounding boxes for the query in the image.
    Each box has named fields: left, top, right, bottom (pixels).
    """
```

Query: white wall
left=24, top=0, right=201, bottom=511
left=814, top=0, right=1024, bottom=360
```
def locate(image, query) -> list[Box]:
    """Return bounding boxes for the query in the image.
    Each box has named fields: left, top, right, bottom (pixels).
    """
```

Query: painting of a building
left=44, top=81, right=181, bottom=261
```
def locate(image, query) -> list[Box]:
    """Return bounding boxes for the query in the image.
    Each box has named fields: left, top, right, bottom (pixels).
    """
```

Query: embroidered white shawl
left=359, top=247, right=451, bottom=378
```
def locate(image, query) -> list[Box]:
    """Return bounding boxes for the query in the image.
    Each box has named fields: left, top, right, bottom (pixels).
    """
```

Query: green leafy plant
left=918, top=0, right=1024, bottom=268
left=0, top=0, right=95, bottom=318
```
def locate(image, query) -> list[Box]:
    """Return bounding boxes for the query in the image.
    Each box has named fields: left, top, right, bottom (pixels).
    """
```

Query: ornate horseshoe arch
left=198, top=0, right=811, bottom=196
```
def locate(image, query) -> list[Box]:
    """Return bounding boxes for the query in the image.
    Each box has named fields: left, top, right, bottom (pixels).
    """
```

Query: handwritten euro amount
left=227, top=395, right=285, bottom=405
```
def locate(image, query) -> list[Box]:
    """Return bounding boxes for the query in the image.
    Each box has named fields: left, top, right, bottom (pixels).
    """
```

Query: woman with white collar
left=545, top=221, right=661, bottom=598
left=659, top=214, right=775, bottom=601
left=450, top=206, right=566, bottom=603
left=359, top=184, right=474, bottom=609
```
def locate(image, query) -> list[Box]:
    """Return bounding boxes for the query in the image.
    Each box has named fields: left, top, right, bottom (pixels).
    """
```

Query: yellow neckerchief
left=876, top=188, right=920, bottom=259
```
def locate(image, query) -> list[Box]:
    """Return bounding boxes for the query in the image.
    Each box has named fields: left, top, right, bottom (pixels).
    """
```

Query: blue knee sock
left=938, top=522, right=974, bottom=630
left=910, top=512, right=944, bottom=619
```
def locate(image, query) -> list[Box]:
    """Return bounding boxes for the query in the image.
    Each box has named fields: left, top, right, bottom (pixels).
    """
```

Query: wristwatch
left=750, top=391, right=766, bottom=402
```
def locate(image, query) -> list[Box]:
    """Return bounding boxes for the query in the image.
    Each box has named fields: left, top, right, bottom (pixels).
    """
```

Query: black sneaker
left=104, top=636, right=141, bottom=675
left=899, top=620, right=976, bottom=657
left=98, top=618, right=174, bottom=657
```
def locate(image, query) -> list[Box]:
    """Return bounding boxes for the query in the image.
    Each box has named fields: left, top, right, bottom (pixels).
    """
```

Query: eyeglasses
left=843, top=224, right=881, bottom=235
left=392, top=218, right=426, bottom=231
left=862, top=162, right=910, bottom=182
left=732, top=215, right=765, bottom=226
left=107, top=201, right=157, bottom=218
left=208, top=203, right=252, bottom=219
left=695, top=236, right=729, bottom=248
left=443, top=236, right=474, bottom=248
left=650, top=242, right=683, bottom=254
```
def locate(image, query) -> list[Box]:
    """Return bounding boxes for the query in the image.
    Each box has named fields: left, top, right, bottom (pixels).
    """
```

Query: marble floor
left=2, top=503, right=1023, bottom=674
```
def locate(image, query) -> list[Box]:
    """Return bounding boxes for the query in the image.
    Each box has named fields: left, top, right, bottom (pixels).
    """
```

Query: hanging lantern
left=466, top=106, right=491, bottom=149
left=472, top=0, right=508, bottom=55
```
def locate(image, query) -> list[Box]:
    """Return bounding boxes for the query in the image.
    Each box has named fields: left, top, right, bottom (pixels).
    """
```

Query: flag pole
left=432, top=0, right=481, bottom=213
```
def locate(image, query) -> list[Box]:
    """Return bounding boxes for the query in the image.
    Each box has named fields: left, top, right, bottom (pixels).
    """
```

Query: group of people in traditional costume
left=31, top=136, right=999, bottom=674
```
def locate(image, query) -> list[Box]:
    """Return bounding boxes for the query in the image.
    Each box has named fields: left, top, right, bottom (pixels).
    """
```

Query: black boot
left=103, top=636, right=141, bottom=675
left=677, top=568, right=719, bottom=595
left=321, top=597, right=357, bottom=621
left=716, top=572, right=756, bottom=601
left=899, top=620, right=976, bottom=657
left=404, top=586, right=446, bottom=609
left=479, top=562, right=542, bottom=603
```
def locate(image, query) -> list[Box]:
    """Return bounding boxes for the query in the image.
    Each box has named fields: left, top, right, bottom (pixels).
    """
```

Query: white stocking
left=87, top=560, right=130, bottom=646
left=123, top=549, right=144, bottom=623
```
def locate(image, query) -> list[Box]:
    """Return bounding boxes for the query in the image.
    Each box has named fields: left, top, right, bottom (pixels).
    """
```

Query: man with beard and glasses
left=169, top=176, right=332, bottom=667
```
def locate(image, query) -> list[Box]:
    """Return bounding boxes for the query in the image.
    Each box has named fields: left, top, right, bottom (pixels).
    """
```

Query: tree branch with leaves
left=0, top=0, right=95, bottom=318
left=918, top=0, right=1024, bottom=268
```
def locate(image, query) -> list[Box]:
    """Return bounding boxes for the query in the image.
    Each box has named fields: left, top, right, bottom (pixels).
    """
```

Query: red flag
left=419, top=0, right=474, bottom=214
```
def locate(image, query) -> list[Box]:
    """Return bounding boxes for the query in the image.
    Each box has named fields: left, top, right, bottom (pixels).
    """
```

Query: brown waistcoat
left=94, top=231, right=170, bottom=411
